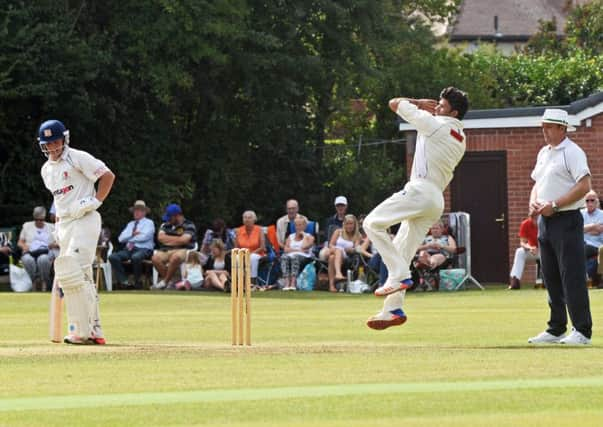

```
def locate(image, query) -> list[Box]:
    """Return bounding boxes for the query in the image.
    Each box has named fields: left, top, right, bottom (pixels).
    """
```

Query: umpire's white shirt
left=41, top=147, right=110, bottom=220
left=531, top=137, right=590, bottom=211
left=397, top=100, right=466, bottom=192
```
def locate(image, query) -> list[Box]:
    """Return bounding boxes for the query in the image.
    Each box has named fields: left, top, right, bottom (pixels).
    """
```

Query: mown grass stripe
left=2, top=376, right=603, bottom=412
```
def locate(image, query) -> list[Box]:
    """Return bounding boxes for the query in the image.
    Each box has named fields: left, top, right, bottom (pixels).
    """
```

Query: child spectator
left=172, top=251, right=204, bottom=291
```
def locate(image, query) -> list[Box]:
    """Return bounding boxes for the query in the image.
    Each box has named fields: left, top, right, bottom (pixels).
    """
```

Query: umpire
left=528, top=109, right=592, bottom=345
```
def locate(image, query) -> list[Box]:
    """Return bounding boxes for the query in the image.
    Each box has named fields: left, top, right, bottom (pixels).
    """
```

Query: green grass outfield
left=1, top=287, right=603, bottom=426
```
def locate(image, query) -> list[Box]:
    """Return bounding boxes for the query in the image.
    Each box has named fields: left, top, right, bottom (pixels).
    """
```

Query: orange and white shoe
left=374, top=279, right=413, bottom=297
left=366, top=309, right=407, bottom=330
left=63, top=331, right=106, bottom=345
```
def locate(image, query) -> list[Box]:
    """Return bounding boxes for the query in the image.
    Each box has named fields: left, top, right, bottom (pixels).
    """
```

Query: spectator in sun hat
left=108, top=200, right=155, bottom=289
left=151, top=203, right=197, bottom=289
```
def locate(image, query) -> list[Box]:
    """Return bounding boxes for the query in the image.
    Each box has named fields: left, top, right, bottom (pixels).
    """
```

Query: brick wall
left=406, top=112, right=603, bottom=284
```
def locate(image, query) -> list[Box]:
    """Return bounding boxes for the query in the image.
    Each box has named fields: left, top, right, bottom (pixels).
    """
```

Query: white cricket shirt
left=41, top=147, right=110, bottom=220
left=397, top=100, right=466, bottom=192
left=531, top=137, right=590, bottom=211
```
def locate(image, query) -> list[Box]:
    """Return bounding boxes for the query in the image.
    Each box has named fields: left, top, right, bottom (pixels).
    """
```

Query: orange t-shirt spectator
left=236, top=225, right=265, bottom=254
left=234, top=210, right=265, bottom=283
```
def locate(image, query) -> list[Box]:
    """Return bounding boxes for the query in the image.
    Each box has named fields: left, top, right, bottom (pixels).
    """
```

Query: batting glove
left=73, top=196, right=102, bottom=219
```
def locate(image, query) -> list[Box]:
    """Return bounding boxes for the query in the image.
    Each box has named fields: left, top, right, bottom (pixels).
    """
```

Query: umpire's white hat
left=541, top=109, right=576, bottom=132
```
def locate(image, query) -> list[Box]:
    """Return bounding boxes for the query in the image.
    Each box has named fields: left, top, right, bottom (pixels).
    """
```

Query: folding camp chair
left=445, top=212, right=483, bottom=290
left=256, top=225, right=281, bottom=289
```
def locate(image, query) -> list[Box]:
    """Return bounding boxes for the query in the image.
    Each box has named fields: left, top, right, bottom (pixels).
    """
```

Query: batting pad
left=54, top=256, right=96, bottom=339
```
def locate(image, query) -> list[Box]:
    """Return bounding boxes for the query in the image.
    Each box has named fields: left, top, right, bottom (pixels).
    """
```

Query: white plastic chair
left=93, top=242, right=113, bottom=292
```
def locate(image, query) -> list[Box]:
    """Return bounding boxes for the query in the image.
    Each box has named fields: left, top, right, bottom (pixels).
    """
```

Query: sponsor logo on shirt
left=63, top=171, right=69, bottom=180
left=450, top=129, right=463, bottom=143
left=53, top=185, right=74, bottom=196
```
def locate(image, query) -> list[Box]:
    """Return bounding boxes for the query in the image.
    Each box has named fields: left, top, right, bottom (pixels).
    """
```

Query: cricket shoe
left=90, top=326, right=106, bottom=345
left=559, top=328, right=591, bottom=345
left=90, top=336, right=106, bottom=345
left=63, top=334, right=94, bottom=345
left=366, top=309, right=407, bottom=330
left=527, top=331, right=565, bottom=344
left=63, top=335, right=106, bottom=345
left=374, top=279, right=413, bottom=297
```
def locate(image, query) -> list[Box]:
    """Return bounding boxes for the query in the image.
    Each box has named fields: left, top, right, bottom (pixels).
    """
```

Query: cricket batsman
left=38, top=119, right=115, bottom=344
left=363, top=87, right=468, bottom=330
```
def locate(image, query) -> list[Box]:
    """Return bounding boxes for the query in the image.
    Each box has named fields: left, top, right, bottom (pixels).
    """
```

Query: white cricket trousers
left=57, top=211, right=103, bottom=335
left=250, top=253, right=261, bottom=278
left=510, top=247, right=540, bottom=280
left=364, top=179, right=443, bottom=311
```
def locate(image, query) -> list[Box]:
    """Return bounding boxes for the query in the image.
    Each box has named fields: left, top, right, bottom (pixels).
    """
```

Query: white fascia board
left=398, top=116, right=541, bottom=131
left=398, top=103, right=603, bottom=131
left=575, top=103, right=603, bottom=123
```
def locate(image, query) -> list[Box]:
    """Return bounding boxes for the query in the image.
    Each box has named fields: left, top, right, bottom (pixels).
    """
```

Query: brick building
left=400, top=91, right=603, bottom=284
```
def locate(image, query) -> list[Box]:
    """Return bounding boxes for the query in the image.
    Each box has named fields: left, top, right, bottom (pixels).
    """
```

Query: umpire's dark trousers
left=538, top=211, right=592, bottom=338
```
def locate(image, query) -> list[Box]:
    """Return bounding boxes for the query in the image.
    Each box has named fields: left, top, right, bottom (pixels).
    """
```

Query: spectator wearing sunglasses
left=581, top=190, right=603, bottom=288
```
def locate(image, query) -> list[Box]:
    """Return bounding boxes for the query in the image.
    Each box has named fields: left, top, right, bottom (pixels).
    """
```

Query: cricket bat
left=49, top=279, right=63, bottom=343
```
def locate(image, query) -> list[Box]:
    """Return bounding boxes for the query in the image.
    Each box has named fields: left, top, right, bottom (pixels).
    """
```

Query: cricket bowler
left=363, top=87, right=468, bottom=330
left=38, top=119, right=115, bottom=344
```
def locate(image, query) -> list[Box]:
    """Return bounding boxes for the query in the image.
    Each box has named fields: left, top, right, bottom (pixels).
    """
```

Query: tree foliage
left=434, top=0, right=603, bottom=109
left=1, top=0, right=600, bottom=235
left=0, top=0, right=457, bottom=231
left=565, top=0, right=603, bottom=54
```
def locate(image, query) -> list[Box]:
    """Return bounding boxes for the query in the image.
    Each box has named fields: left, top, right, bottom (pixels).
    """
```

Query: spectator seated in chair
left=413, top=221, right=457, bottom=291
left=327, top=214, right=361, bottom=292
left=200, top=218, right=235, bottom=257
left=203, top=239, right=232, bottom=292
left=151, top=203, right=197, bottom=290
left=108, top=200, right=155, bottom=289
left=280, top=216, right=315, bottom=291
left=508, top=211, right=539, bottom=290
left=581, top=190, right=603, bottom=288
left=234, top=210, right=265, bottom=288
left=318, top=195, right=349, bottom=261
left=276, top=199, right=309, bottom=249
left=17, top=206, right=59, bottom=291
